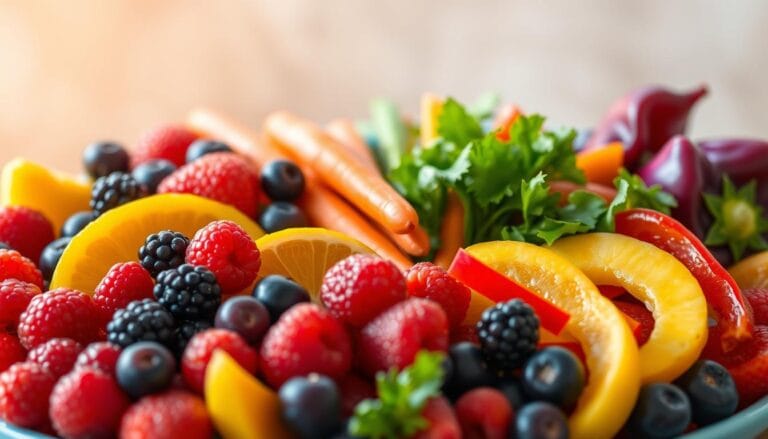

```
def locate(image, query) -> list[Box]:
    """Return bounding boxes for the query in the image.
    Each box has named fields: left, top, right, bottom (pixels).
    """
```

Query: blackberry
left=107, top=299, right=176, bottom=348
left=174, top=320, right=212, bottom=357
left=90, top=172, right=145, bottom=216
left=139, top=230, right=189, bottom=277
left=154, top=264, right=221, bottom=320
left=476, top=299, right=540, bottom=373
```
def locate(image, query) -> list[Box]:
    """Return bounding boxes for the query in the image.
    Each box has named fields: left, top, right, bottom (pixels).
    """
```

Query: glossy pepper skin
left=615, top=208, right=753, bottom=352
left=584, top=84, right=708, bottom=168
left=638, top=135, right=718, bottom=237
left=698, top=138, right=768, bottom=210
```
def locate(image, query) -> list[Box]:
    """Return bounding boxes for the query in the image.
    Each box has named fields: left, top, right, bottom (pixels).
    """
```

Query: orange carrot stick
left=434, top=192, right=464, bottom=269
left=326, top=119, right=380, bottom=174
left=549, top=180, right=617, bottom=205
left=494, top=104, right=522, bottom=141
left=265, top=111, right=419, bottom=234
left=576, top=142, right=624, bottom=186
left=381, top=222, right=430, bottom=257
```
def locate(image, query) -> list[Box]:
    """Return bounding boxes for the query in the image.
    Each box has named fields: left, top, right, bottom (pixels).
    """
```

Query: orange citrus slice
left=551, top=233, right=708, bottom=383
left=256, top=227, right=372, bottom=297
left=465, top=241, right=640, bottom=439
left=1, top=158, right=91, bottom=234
left=50, top=194, right=264, bottom=294
left=729, top=250, right=768, bottom=290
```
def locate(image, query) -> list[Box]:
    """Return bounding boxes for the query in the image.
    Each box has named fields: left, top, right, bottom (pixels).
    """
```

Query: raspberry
left=90, top=172, right=146, bottom=216
left=119, top=390, right=212, bottom=439
left=745, top=288, right=768, bottom=326
left=158, top=152, right=261, bottom=217
left=455, top=388, right=513, bottom=439
left=614, top=299, right=655, bottom=346
left=27, top=338, right=82, bottom=379
left=0, top=362, right=55, bottom=429
left=413, top=397, right=461, bottom=439
left=181, top=328, right=258, bottom=394
left=476, top=299, right=539, bottom=372
left=94, top=262, right=155, bottom=323
left=18, top=288, right=103, bottom=349
left=0, top=206, right=55, bottom=263
left=0, top=333, right=26, bottom=372
left=50, top=367, right=130, bottom=439
left=261, top=303, right=351, bottom=388
left=320, top=254, right=407, bottom=327
left=131, top=125, right=199, bottom=169
left=339, top=374, right=376, bottom=417
left=357, top=298, right=449, bottom=377
left=0, top=279, right=41, bottom=330
left=74, top=342, right=122, bottom=376
left=186, top=220, right=261, bottom=295
left=406, top=262, right=471, bottom=329
left=718, top=325, right=768, bottom=406
left=138, top=230, right=189, bottom=277
left=154, top=264, right=221, bottom=320
left=106, top=299, right=176, bottom=348
left=0, top=249, right=44, bottom=289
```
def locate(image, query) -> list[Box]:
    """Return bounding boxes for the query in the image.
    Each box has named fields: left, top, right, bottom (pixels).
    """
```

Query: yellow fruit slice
left=256, top=227, right=373, bottom=297
left=551, top=233, right=708, bottom=383
left=205, top=350, right=295, bottom=439
left=1, top=158, right=91, bottom=234
left=465, top=241, right=640, bottom=439
left=729, top=250, right=768, bottom=289
left=50, top=194, right=264, bottom=294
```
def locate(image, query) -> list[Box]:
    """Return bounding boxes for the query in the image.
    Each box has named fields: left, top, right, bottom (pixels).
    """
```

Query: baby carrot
left=434, top=192, right=464, bottom=269
left=576, top=142, right=624, bottom=186
left=265, top=111, right=420, bottom=235
left=381, top=222, right=431, bottom=257
left=326, top=118, right=380, bottom=174
left=494, top=103, right=522, bottom=141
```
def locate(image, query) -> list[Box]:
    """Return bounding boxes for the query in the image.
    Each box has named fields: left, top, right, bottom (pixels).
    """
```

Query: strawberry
left=93, top=262, right=155, bottom=323
left=0, top=249, right=44, bottom=289
left=339, top=373, right=376, bottom=417
left=722, top=325, right=768, bottom=407
left=0, top=279, right=41, bottom=330
left=0, top=333, right=26, bottom=373
left=27, top=338, right=82, bottom=378
left=406, top=262, right=471, bottom=329
left=158, top=152, right=261, bottom=217
left=613, top=299, right=655, bottom=346
left=413, top=396, right=461, bottom=439
left=119, top=390, right=212, bottom=439
left=357, top=298, right=449, bottom=377
left=261, top=303, right=351, bottom=388
left=0, top=362, right=56, bottom=429
left=74, top=342, right=122, bottom=376
left=0, top=206, right=55, bottom=263
left=49, top=367, right=130, bottom=438
left=320, top=254, right=407, bottom=327
left=17, top=288, right=103, bottom=349
left=181, top=329, right=258, bottom=394
left=454, top=387, right=513, bottom=439
left=131, top=125, right=198, bottom=168
left=745, top=288, right=768, bottom=326
left=185, top=220, right=261, bottom=295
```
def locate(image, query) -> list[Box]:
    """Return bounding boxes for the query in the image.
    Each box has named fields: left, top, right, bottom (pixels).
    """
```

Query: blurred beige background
left=1, top=0, right=766, bottom=173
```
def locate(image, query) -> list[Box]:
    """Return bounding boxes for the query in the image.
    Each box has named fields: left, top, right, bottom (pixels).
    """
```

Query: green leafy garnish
left=704, top=177, right=768, bottom=261
left=370, top=99, right=408, bottom=173
left=348, top=351, right=445, bottom=439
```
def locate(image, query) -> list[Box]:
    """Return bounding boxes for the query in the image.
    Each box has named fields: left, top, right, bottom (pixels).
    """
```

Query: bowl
left=2, top=396, right=767, bottom=438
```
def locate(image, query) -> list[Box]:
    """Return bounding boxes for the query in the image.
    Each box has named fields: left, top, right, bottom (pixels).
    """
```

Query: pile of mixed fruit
left=0, top=83, right=767, bottom=439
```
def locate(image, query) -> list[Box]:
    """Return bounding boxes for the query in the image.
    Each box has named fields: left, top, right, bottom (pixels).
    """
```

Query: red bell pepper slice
left=448, top=249, right=571, bottom=335
left=598, top=285, right=626, bottom=300
left=615, top=208, right=754, bottom=351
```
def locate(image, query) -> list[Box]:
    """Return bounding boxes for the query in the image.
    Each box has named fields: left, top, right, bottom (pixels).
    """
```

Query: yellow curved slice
left=1, top=158, right=91, bottom=234
left=729, top=250, right=768, bottom=290
left=465, top=241, right=640, bottom=439
left=551, top=233, right=708, bottom=383
left=256, top=227, right=373, bottom=298
left=205, top=350, right=295, bottom=439
left=51, top=194, right=264, bottom=294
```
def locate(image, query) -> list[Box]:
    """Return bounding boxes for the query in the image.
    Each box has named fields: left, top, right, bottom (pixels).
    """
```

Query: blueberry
left=628, top=383, right=691, bottom=439
left=496, top=378, right=525, bottom=410
left=116, top=341, right=176, bottom=399
left=83, top=141, right=129, bottom=179
left=186, top=139, right=233, bottom=163
left=260, top=160, right=306, bottom=202
left=214, top=296, right=271, bottom=345
left=60, top=211, right=97, bottom=237
left=521, top=347, right=585, bottom=410
left=39, top=237, right=71, bottom=281
left=259, top=202, right=308, bottom=233
left=132, top=159, right=176, bottom=194
left=279, top=374, right=342, bottom=439
left=515, top=402, right=569, bottom=439
left=675, top=360, right=738, bottom=426
left=442, top=342, right=495, bottom=399
left=253, top=275, right=310, bottom=323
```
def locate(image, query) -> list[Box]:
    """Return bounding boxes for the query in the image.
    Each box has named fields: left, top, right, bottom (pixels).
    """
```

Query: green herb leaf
left=704, top=177, right=768, bottom=261
left=349, top=351, right=446, bottom=439
left=437, top=98, right=484, bottom=147
left=468, top=92, right=501, bottom=122
left=370, top=99, right=407, bottom=173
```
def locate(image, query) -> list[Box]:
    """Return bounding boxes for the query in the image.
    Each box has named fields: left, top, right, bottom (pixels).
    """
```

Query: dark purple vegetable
left=584, top=85, right=708, bottom=168
left=698, top=138, right=768, bottom=210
